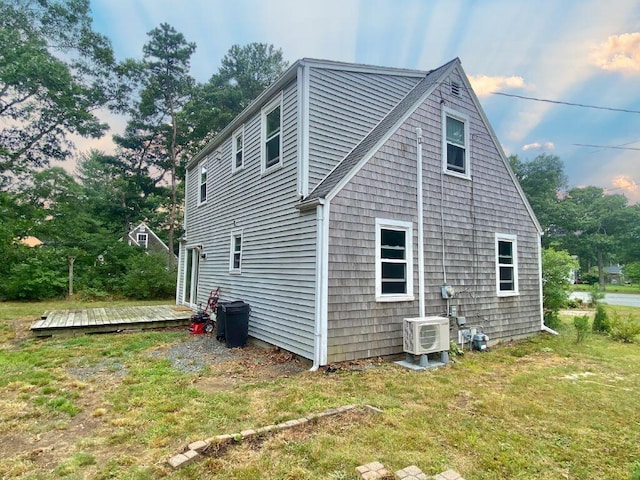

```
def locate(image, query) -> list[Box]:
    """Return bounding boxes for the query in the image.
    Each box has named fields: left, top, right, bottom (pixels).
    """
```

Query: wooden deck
left=30, top=305, right=194, bottom=337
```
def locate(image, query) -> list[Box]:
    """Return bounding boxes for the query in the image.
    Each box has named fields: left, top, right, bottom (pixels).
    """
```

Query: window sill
left=232, top=165, right=245, bottom=175
left=376, top=294, right=415, bottom=303
left=497, top=291, right=519, bottom=297
left=261, top=161, right=283, bottom=177
left=443, top=169, right=471, bottom=180
left=198, top=200, right=207, bottom=207
left=229, top=269, right=242, bottom=275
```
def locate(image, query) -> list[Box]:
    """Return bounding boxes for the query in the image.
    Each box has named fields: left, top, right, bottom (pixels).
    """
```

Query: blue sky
left=85, top=0, right=640, bottom=203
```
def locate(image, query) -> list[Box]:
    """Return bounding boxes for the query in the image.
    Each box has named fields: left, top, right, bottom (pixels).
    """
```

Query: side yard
left=1, top=300, right=639, bottom=479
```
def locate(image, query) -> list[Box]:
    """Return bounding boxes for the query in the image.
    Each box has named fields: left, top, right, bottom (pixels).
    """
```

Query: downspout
left=538, top=233, right=558, bottom=335
left=311, top=199, right=329, bottom=370
left=416, top=128, right=426, bottom=318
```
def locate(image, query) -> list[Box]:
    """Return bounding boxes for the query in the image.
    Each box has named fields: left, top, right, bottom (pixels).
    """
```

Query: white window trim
left=229, top=228, right=243, bottom=274
left=261, top=92, right=284, bottom=175
left=232, top=126, right=245, bottom=173
left=441, top=107, right=471, bottom=179
left=137, top=233, right=148, bottom=248
left=495, top=233, right=519, bottom=297
left=375, top=218, right=414, bottom=302
left=198, top=161, right=207, bottom=205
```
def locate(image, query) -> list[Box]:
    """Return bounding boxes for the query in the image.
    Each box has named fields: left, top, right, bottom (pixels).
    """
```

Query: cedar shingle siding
left=178, top=59, right=542, bottom=366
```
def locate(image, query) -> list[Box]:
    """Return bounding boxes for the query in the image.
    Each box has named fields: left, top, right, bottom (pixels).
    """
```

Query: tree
left=508, top=153, right=566, bottom=241
left=624, top=262, right=640, bottom=284
left=181, top=43, right=288, bottom=152
left=557, top=186, right=629, bottom=288
left=0, top=0, right=133, bottom=185
left=116, top=23, right=196, bottom=265
left=542, top=247, right=579, bottom=329
left=76, top=150, right=161, bottom=237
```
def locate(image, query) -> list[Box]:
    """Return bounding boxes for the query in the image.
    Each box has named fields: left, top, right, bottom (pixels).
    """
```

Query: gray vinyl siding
left=326, top=67, right=541, bottom=363
left=182, top=80, right=318, bottom=360
left=307, top=68, right=421, bottom=190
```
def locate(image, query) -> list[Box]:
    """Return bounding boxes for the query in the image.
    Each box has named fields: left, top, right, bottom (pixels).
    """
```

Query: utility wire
left=573, top=143, right=640, bottom=151
left=491, top=92, right=640, bottom=114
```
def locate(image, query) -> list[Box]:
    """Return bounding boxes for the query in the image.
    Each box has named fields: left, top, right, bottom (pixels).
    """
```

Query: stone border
left=167, top=404, right=383, bottom=469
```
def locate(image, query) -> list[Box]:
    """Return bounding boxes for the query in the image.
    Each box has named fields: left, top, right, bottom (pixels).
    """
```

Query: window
left=495, top=233, right=519, bottom=296
left=137, top=233, right=148, bottom=248
left=261, top=95, right=283, bottom=172
left=442, top=108, right=470, bottom=178
left=229, top=229, right=243, bottom=274
left=375, top=219, right=414, bottom=302
left=198, top=162, right=207, bottom=204
left=232, top=127, right=244, bottom=172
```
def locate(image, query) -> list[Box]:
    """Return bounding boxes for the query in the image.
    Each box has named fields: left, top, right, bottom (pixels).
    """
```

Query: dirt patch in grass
left=0, top=327, right=309, bottom=479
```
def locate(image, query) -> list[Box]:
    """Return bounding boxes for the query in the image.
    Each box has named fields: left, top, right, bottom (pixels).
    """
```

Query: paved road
left=569, top=291, right=640, bottom=307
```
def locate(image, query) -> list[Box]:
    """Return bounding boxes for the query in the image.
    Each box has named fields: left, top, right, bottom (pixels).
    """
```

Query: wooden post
left=68, top=256, right=75, bottom=297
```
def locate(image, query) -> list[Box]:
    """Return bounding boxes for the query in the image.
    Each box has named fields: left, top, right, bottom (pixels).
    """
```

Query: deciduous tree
left=0, top=0, right=133, bottom=185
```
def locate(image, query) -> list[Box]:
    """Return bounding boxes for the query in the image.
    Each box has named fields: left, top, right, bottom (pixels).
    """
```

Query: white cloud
left=610, top=175, right=639, bottom=203
left=591, top=32, right=640, bottom=74
left=468, top=75, right=525, bottom=97
left=522, top=142, right=554, bottom=151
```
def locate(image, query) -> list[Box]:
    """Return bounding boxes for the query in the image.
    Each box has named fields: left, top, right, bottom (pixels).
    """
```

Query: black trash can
left=215, top=302, right=230, bottom=342
left=221, top=301, right=250, bottom=348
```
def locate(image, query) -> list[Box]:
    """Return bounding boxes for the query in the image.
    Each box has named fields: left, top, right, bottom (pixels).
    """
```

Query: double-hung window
left=442, top=107, right=470, bottom=178
left=198, top=162, right=207, bottom=204
left=495, top=233, right=519, bottom=296
left=261, top=94, right=283, bottom=172
left=232, top=127, right=244, bottom=173
left=229, top=229, right=243, bottom=274
left=137, top=233, right=148, bottom=249
left=375, top=219, right=414, bottom=302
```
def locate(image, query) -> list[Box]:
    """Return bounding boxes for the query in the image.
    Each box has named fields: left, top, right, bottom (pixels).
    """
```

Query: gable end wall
left=326, top=68, right=541, bottom=362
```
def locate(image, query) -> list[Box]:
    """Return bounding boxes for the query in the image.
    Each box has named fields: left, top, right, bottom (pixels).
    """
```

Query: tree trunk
left=68, top=256, right=75, bottom=297
left=597, top=249, right=606, bottom=291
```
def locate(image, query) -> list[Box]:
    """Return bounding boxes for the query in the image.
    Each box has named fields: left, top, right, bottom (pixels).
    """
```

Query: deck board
left=30, top=305, right=193, bottom=337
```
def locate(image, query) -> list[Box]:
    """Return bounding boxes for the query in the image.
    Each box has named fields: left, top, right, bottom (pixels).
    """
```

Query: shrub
left=609, top=311, right=640, bottom=343
left=2, top=247, right=67, bottom=300
left=544, top=311, right=561, bottom=330
left=589, top=284, right=605, bottom=307
left=592, top=304, right=610, bottom=333
left=121, top=253, right=176, bottom=299
left=573, top=315, right=590, bottom=343
left=631, top=460, right=640, bottom=480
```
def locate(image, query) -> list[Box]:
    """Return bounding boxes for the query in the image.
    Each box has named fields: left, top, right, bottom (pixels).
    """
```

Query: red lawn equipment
left=189, top=288, right=220, bottom=334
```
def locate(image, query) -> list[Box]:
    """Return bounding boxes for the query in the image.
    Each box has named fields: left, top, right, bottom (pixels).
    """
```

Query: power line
left=573, top=143, right=640, bottom=151
left=491, top=92, right=640, bottom=114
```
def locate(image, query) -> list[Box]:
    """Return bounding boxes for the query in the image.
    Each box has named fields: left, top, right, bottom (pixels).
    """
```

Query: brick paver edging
left=167, top=404, right=384, bottom=469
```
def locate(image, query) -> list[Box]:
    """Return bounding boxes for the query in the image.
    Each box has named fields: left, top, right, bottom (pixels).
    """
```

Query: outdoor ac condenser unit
left=403, top=316, right=450, bottom=355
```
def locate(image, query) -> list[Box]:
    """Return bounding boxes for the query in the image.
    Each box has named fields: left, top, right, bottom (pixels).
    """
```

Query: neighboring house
left=603, top=265, right=623, bottom=284
left=125, top=222, right=176, bottom=262
left=177, top=58, right=544, bottom=368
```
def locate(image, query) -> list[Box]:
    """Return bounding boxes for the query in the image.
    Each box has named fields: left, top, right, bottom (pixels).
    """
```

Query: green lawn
left=1, top=300, right=639, bottom=479
left=570, top=283, right=640, bottom=294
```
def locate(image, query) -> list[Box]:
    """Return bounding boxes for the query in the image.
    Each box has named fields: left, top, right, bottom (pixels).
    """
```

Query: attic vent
left=450, top=81, right=461, bottom=96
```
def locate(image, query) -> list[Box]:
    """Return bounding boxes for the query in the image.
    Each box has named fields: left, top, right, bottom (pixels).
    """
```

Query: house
left=125, top=222, right=175, bottom=262
left=603, top=265, right=623, bottom=284
left=177, top=58, right=544, bottom=368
